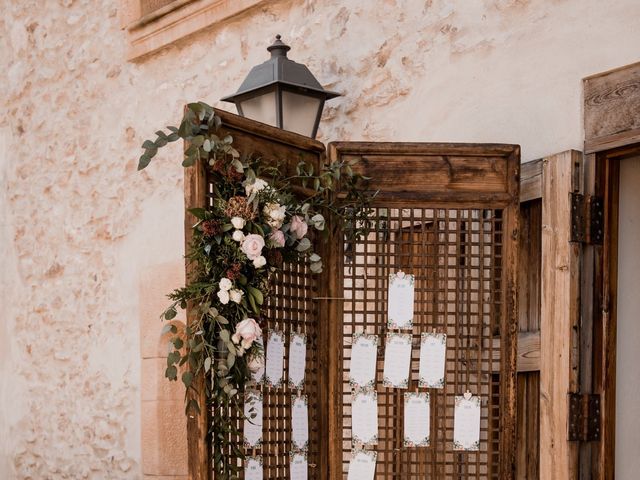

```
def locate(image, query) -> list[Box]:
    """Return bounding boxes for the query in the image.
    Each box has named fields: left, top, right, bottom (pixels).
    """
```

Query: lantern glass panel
left=238, top=91, right=277, bottom=127
left=282, top=90, right=322, bottom=137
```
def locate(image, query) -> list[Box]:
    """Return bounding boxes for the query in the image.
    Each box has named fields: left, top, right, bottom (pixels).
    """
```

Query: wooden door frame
left=584, top=59, right=640, bottom=480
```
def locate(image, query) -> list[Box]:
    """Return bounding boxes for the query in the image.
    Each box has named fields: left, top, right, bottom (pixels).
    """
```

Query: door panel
left=327, top=142, right=520, bottom=479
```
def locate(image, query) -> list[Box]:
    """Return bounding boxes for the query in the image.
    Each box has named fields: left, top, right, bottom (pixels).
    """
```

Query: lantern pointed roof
left=221, top=35, right=340, bottom=102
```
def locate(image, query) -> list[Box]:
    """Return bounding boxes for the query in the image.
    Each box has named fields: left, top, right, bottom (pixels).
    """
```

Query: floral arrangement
left=138, top=102, right=373, bottom=478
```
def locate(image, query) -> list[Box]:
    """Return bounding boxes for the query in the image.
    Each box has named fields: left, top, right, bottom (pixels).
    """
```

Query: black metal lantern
left=221, top=35, right=340, bottom=139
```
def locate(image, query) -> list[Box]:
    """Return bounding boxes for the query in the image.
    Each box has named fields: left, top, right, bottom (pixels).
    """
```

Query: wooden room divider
left=184, top=110, right=520, bottom=480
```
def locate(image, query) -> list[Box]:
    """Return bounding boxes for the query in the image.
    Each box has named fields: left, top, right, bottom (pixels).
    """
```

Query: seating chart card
left=382, top=333, right=412, bottom=388
left=244, top=455, right=263, bottom=480
left=349, top=333, right=378, bottom=390
left=387, top=271, right=415, bottom=329
left=291, top=395, right=309, bottom=451
left=403, top=392, right=431, bottom=447
left=453, top=393, right=481, bottom=451
left=351, top=391, right=378, bottom=445
left=251, top=338, right=265, bottom=384
left=288, top=332, right=307, bottom=390
left=347, top=450, right=377, bottom=480
left=290, top=451, right=308, bottom=480
left=265, top=329, right=285, bottom=388
left=243, top=391, right=263, bottom=448
left=418, top=332, right=447, bottom=389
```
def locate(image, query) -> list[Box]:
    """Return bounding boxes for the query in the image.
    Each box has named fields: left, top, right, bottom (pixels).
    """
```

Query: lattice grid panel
left=341, top=207, right=503, bottom=479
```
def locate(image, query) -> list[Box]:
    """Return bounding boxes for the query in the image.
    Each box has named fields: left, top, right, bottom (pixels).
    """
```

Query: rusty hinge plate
left=568, top=393, right=601, bottom=441
left=570, top=193, right=604, bottom=244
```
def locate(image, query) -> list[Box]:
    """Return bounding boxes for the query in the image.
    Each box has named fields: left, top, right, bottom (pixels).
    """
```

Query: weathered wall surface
left=1, top=0, right=639, bottom=478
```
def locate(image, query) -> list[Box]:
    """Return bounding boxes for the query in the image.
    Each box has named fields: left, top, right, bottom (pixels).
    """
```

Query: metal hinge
left=568, top=393, right=601, bottom=441
left=570, top=193, right=604, bottom=244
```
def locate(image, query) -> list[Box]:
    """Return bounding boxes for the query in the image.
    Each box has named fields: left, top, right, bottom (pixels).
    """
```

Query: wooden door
left=326, top=142, right=521, bottom=479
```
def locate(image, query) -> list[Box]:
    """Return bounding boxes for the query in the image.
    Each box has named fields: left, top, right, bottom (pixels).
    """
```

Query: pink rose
left=290, top=215, right=308, bottom=240
left=241, top=234, right=265, bottom=260
left=231, top=318, right=262, bottom=349
left=269, top=229, right=286, bottom=248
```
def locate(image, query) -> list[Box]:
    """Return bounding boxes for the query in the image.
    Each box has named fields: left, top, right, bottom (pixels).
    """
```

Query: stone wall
left=1, top=0, right=640, bottom=478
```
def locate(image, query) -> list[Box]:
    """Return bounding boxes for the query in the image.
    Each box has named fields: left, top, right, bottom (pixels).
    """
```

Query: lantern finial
left=267, top=34, right=291, bottom=57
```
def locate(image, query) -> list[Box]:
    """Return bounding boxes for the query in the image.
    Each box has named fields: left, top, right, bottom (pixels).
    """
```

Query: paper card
left=265, top=329, right=285, bottom=388
left=453, top=394, right=481, bottom=451
left=387, top=271, right=415, bottom=329
left=347, top=450, right=377, bottom=480
left=351, top=391, right=378, bottom=445
left=349, top=333, right=379, bottom=390
left=382, top=333, right=412, bottom=388
left=243, top=391, right=263, bottom=448
left=288, top=332, right=307, bottom=390
left=290, top=451, right=308, bottom=480
left=244, top=455, right=263, bottom=480
left=291, top=395, right=309, bottom=451
left=251, top=338, right=265, bottom=384
left=404, top=392, right=431, bottom=447
left=418, top=332, right=447, bottom=389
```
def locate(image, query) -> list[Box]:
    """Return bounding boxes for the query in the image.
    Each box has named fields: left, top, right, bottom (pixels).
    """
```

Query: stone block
left=140, top=261, right=186, bottom=358
left=141, top=399, right=188, bottom=476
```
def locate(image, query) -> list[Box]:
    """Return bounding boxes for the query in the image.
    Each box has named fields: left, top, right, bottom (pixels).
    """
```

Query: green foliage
left=139, top=101, right=374, bottom=478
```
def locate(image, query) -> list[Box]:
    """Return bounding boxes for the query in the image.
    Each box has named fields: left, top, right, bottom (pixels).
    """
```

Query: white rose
left=229, top=289, right=244, bottom=304
left=241, top=234, right=265, bottom=260
left=217, top=289, right=230, bottom=305
left=245, top=178, right=268, bottom=197
left=263, top=202, right=287, bottom=229
left=247, top=354, right=265, bottom=373
left=232, top=230, right=245, bottom=242
left=219, top=278, right=233, bottom=291
left=231, top=318, right=262, bottom=349
left=253, top=256, right=267, bottom=268
left=231, top=217, right=245, bottom=229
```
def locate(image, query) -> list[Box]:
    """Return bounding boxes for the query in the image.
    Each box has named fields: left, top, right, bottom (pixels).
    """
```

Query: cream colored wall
left=2, top=0, right=640, bottom=478
left=615, top=156, right=640, bottom=479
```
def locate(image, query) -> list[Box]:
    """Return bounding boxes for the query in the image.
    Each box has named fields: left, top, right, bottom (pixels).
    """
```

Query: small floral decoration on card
left=418, top=332, right=447, bottom=389
left=453, top=394, right=482, bottom=451
left=403, top=392, right=431, bottom=447
left=243, top=391, right=263, bottom=449
left=387, top=271, right=415, bottom=329
left=382, top=332, right=412, bottom=388
left=288, top=332, right=307, bottom=390
left=351, top=391, right=379, bottom=446
left=265, top=329, right=285, bottom=389
left=349, top=333, right=379, bottom=390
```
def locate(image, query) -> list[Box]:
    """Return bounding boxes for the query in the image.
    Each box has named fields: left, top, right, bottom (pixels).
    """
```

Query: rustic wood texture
left=539, top=150, right=583, bottom=480
left=184, top=143, right=211, bottom=480
left=329, top=142, right=520, bottom=479
left=183, top=109, right=327, bottom=479
left=584, top=61, right=640, bottom=153
left=520, top=160, right=542, bottom=202
left=515, top=198, right=541, bottom=480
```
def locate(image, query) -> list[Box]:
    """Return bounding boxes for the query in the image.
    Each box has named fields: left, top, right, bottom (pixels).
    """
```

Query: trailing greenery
left=138, top=102, right=374, bottom=478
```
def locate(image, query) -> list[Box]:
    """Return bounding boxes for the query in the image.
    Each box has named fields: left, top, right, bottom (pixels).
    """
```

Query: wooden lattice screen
left=326, top=142, right=520, bottom=480
left=185, top=112, right=520, bottom=479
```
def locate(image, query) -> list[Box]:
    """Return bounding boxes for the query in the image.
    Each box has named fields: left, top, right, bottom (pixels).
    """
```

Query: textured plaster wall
left=1, top=0, right=640, bottom=478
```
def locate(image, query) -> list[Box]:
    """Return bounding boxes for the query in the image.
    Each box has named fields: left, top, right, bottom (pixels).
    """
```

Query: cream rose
left=269, top=229, right=286, bottom=248
left=245, top=178, right=268, bottom=197
left=217, top=290, right=230, bottom=305
left=253, top=255, right=267, bottom=268
left=229, top=289, right=244, bottom=304
left=231, top=318, right=262, bottom=349
left=290, top=215, right=308, bottom=239
left=263, top=202, right=287, bottom=229
left=241, top=234, right=265, bottom=260
left=232, top=230, right=245, bottom=242
left=231, top=217, right=246, bottom=229
left=219, top=278, right=233, bottom=291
